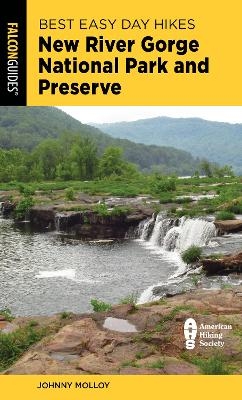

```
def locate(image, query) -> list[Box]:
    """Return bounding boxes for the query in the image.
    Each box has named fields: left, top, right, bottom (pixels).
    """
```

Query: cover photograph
left=0, top=0, right=241, bottom=399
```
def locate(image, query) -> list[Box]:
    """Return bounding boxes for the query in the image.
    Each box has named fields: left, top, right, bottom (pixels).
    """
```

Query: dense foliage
left=0, top=137, right=140, bottom=182
left=0, top=106, right=199, bottom=176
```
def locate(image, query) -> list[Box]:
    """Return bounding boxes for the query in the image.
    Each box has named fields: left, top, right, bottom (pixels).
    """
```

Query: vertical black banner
left=0, top=0, right=27, bottom=105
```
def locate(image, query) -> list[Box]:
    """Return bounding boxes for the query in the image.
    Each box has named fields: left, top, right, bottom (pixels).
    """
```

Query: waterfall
left=137, top=212, right=217, bottom=304
left=149, top=214, right=177, bottom=246
left=163, top=226, right=180, bottom=251
left=176, top=218, right=217, bottom=251
left=55, top=214, right=61, bottom=232
left=139, top=214, right=155, bottom=240
left=138, top=212, right=217, bottom=253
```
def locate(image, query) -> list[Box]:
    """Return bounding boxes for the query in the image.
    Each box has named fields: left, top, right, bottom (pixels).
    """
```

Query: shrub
left=190, top=276, right=200, bottom=287
left=93, top=202, right=109, bottom=217
left=176, top=197, right=193, bottom=204
left=226, top=203, right=242, bottom=214
left=0, top=309, right=14, bottom=322
left=181, top=245, right=202, bottom=264
left=194, top=355, right=230, bottom=375
left=90, top=299, right=111, bottom=312
left=215, top=211, right=235, bottom=220
left=65, top=187, right=75, bottom=201
left=111, top=206, right=130, bottom=217
left=60, top=311, right=71, bottom=319
left=159, top=194, right=174, bottom=204
left=18, top=184, right=35, bottom=196
left=151, top=177, right=176, bottom=194
left=120, top=292, right=138, bottom=305
left=148, top=359, right=165, bottom=369
left=15, top=196, right=34, bottom=219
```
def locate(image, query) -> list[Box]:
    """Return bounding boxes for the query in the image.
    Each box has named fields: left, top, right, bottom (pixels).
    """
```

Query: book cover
left=0, top=0, right=241, bottom=398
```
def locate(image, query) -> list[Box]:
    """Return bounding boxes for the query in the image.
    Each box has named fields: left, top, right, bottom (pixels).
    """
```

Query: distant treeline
left=0, top=134, right=140, bottom=182
left=0, top=133, right=234, bottom=183
left=0, top=106, right=199, bottom=176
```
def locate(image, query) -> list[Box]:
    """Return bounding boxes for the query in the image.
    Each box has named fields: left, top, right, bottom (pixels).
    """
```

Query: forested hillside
left=0, top=107, right=199, bottom=176
left=93, top=117, right=242, bottom=173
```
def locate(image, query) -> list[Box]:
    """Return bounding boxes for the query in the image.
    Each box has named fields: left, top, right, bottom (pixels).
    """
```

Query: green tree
left=150, top=173, right=176, bottom=194
left=200, top=160, right=213, bottom=177
left=32, top=139, right=62, bottom=180
left=99, top=147, right=125, bottom=177
left=69, top=137, right=97, bottom=180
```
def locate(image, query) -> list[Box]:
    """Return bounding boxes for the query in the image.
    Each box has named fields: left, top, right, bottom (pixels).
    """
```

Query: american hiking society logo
left=184, top=318, right=233, bottom=350
left=184, top=318, right=197, bottom=349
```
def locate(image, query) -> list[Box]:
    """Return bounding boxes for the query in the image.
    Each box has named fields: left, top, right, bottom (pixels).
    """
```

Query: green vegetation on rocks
left=0, top=324, right=47, bottom=372
left=14, top=196, right=34, bottom=219
left=65, top=187, right=75, bottom=201
left=190, top=354, right=231, bottom=375
left=0, top=309, right=14, bottom=322
left=90, top=299, right=112, bottom=312
left=181, top=246, right=202, bottom=264
left=215, top=211, right=235, bottom=220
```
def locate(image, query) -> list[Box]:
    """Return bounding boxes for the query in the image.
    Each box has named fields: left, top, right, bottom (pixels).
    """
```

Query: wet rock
left=72, top=223, right=128, bottom=240
left=202, top=252, right=242, bottom=275
left=27, top=202, right=154, bottom=239
left=55, top=212, right=82, bottom=231
left=214, top=220, right=242, bottom=234
left=1, top=201, right=16, bottom=216
left=29, top=206, right=56, bottom=230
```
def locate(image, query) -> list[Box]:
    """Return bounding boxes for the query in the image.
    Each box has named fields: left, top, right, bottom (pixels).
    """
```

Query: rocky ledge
left=214, top=220, right=242, bottom=234
left=1, top=286, right=241, bottom=375
left=202, top=252, right=242, bottom=275
left=28, top=204, right=154, bottom=239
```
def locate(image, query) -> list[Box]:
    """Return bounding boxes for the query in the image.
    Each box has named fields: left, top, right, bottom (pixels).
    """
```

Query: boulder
left=214, top=219, right=242, bottom=234
left=202, top=252, right=242, bottom=275
left=29, top=206, right=56, bottom=230
left=1, top=201, right=16, bottom=216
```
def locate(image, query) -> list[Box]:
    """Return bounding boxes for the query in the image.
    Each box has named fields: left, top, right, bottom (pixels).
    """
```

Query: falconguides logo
left=184, top=318, right=197, bottom=349
left=7, top=22, right=19, bottom=96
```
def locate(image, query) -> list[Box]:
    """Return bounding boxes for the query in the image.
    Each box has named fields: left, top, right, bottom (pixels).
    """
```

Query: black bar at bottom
left=0, top=0, right=27, bottom=105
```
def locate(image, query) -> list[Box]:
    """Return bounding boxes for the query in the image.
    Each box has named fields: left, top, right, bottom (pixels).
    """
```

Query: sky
left=57, top=106, right=242, bottom=125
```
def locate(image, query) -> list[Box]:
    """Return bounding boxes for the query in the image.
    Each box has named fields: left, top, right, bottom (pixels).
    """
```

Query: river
left=0, top=217, right=179, bottom=316
left=1, top=214, right=241, bottom=316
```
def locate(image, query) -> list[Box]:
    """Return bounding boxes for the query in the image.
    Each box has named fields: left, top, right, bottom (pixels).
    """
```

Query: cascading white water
left=55, top=215, right=60, bottom=232
left=138, top=212, right=217, bottom=253
left=149, top=214, right=176, bottom=247
left=137, top=212, right=217, bottom=304
left=139, top=214, right=155, bottom=240
left=176, top=218, right=217, bottom=251
left=163, top=226, right=180, bottom=251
